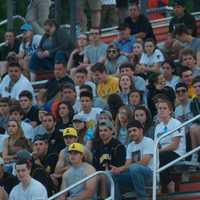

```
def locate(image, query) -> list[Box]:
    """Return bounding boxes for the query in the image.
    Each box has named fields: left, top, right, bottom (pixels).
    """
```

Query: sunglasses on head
left=176, top=89, right=187, bottom=94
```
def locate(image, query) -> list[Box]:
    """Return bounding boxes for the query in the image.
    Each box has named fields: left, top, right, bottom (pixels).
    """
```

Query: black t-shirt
left=56, top=120, right=73, bottom=135
left=31, top=162, right=57, bottom=196
left=47, top=128, right=66, bottom=154
left=92, top=138, right=126, bottom=171
left=124, top=15, right=156, bottom=40
left=45, top=76, right=75, bottom=101
left=169, top=12, right=197, bottom=36
left=72, top=52, right=84, bottom=68
left=23, top=106, right=40, bottom=125
left=0, top=172, right=19, bottom=194
left=0, top=39, right=20, bottom=60
left=147, top=85, right=176, bottom=117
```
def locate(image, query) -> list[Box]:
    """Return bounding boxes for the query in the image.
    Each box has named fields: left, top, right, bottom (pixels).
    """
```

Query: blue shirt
left=113, top=35, right=136, bottom=53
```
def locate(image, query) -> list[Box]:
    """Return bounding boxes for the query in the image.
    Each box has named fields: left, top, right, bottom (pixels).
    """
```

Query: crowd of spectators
left=0, top=0, right=200, bottom=200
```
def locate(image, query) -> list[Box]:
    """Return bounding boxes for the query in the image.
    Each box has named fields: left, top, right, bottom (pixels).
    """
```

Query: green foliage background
left=0, top=0, right=69, bottom=43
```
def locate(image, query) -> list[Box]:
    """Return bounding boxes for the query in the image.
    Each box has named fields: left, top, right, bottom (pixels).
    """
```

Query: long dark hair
left=56, top=101, right=74, bottom=123
left=133, top=105, right=152, bottom=133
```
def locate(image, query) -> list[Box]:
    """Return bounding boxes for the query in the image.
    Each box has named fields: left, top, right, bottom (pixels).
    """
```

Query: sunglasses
left=107, top=49, right=118, bottom=54
left=176, top=89, right=187, bottom=94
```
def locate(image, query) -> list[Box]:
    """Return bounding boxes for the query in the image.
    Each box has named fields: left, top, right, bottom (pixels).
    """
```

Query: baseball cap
left=33, top=134, right=49, bottom=143
left=118, top=23, right=130, bottom=31
left=63, top=127, right=78, bottom=137
left=16, top=150, right=32, bottom=160
left=0, top=157, right=4, bottom=165
left=68, top=143, right=84, bottom=154
left=175, top=82, right=188, bottom=90
left=73, top=114, right=86, bottom=122
left=39, top=105, right=51, bottom=113
left=20, top=23, right=33, bottom=32
left=173, top=0, right=185, bottom=7
left=100, top=110, right=113, bottom=120
left=99, top=120, right=114, bottom=130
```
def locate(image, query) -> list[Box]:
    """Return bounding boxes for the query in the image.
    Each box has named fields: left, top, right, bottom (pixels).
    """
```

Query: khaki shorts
left=77, top=0, right=102, bottom=11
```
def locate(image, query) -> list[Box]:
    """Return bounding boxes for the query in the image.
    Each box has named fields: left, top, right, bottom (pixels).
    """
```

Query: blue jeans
left=29, top=52, right=54, bottom=72
left=112, top=163, right=153, bottom=200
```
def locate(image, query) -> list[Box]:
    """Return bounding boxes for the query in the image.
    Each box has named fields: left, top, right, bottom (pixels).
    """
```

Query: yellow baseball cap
left=63, top=128, right=78, bottom=137
left=68, top=143, right=84, bottom=154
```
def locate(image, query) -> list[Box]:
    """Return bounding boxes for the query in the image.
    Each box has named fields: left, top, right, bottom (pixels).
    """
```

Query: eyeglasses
left=176, top=89, right=187, bottom=94
left=90, top=32, right=99, bottom=35
left=107, top=49, right=117, bottom=54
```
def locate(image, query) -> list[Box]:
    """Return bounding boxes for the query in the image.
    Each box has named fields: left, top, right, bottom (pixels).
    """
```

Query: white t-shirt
left=165, top=75, right=180, bottom=90
left=9, top=178, right=48, bottom=200
left=0, top=134, right=8, bottom=153
left=21, top=121, right=34, bottom=141
left=78, top=107, right=102, bottom=129
left=154, top=118, right=186, bottom=156
left=126, top=136, right=154, bottom=170
left=0, top=74, right=35, bottom=102
left=101, top=0, right=116, bottom=5
left=19, top=35, right=42, bottom=57
left=139, top=49, right=165, bottom=66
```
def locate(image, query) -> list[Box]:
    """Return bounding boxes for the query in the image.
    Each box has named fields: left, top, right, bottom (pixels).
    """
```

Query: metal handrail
left=0, top=15, right=25, bottom=26
left=152, top=114, right=200, bottom=200
left=48, top=171, right=115, bottom=200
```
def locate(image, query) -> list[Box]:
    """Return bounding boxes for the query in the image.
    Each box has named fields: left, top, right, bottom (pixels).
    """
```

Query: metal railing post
left=48, top=171, right=115, bottom=200
left=152, top=139, right=159, bottom=200
left=152, top=114, right=200, bottom=200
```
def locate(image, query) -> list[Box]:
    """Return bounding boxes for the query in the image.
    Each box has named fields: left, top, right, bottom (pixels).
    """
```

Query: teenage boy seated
left=59, top=143, right=97, bottom=200
left=111, top=120, right=154, bottom=200
left=19, top=90, right=39, bottom=127
left=78, top=91, right=102, bottom=131
left=91, top=63, right=119, bottom=101
left=190, top=76, right=200, bottom=162
left=180, top=48, right=200, bottom=77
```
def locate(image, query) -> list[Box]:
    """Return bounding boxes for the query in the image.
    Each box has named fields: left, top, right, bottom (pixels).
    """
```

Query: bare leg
left=91, top=10, right=101, bottom=28
left=76, top=1, right=87, bottom=32
left=0, top=61, right=7, bottom=77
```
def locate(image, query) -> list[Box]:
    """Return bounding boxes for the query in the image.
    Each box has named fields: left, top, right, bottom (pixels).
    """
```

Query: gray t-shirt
left=175, top=100, right=193, bottom=123
left=186, top=37, right=200, bottom=53
left=84, top=43, right=108, bottom=64
left=105, top=55, right=128, bottom=74
left=61, top=162, right=96, bottom=199
left=132, top=76, right=146, bottom=92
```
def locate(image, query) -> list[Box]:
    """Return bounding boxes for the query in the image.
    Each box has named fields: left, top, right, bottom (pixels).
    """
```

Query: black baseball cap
left=173, top=0, right=185, bottom=7
left=175, top=82, right=188, bottom=90
left=33, top=134, right=49, bottom=143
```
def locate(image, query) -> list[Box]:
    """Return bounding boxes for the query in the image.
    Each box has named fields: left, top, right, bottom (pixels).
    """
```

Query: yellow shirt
left=97, top=75, right=119, bottom=101
left=188, top=85, right=196, bottom=98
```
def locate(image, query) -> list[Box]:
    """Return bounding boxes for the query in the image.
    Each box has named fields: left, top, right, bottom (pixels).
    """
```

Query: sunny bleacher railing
left=48, top=171, right=115, bottom=200
left=152, top=114, right=200, bottom=200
